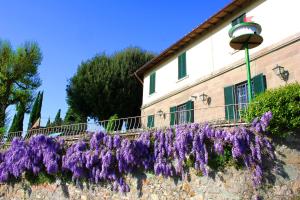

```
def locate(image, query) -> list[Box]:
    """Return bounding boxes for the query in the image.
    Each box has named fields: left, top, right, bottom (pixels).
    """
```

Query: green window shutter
left=170, top=106, right=177, bottom=126
left=178, top=55, right=182, bottom=79
left=149, top=72, right=156, bottom=94
left=178, top=52, right=186, bottom=79
left=224, top=85, right=235, bottom=121
left=186, top=100, right=194, bottom=123
left=252, top=73, right=266, bottom=98
left=147, top=115, right=154, bottom=128
left=182, top=52, right=186, bottom=77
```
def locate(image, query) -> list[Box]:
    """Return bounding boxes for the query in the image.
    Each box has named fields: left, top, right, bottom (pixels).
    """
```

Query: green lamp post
left=229, top=21, right=263, bottom=102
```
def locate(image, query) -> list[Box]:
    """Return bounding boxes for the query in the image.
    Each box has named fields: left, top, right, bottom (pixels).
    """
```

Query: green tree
left=28, top=91, right=43, bottom=129
left=66, top=47, right=155, bottom=120
left=36, top=91, right=43, bottom=120
left=9, top=103, right=26, bottom=132
left=0, top=40, right=42, bottom=129
left=9, top=114, right=17, bottom=132
left=64, top=107, right=86, bottom=125
left=106, top=114, right=118, bottom=132
left=46, top=117, right=51, bottom=127
left=28, top=92, right=40, bottom=129
left=52, top=109, right=62, bottom=126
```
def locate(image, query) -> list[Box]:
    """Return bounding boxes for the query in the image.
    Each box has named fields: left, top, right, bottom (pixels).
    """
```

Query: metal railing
left=1, top=103, right=251, bottom=145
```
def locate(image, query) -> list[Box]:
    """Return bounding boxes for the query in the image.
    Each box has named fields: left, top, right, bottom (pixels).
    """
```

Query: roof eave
left=135, top=0, right=256, bottom=78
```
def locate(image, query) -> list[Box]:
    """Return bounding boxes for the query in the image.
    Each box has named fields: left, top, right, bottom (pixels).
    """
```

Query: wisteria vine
left=0, top=111, right=274, bottom=193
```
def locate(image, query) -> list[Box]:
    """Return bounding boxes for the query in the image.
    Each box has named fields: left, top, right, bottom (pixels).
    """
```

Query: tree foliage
left=0, top=40, right=42, bottom=128
left=66, top=47, right=155, bottom=121
left=64, top=107, right=86, bottom=125
left=245, top=83, right=300, bottom=137
left=106, top=114, right=118, bottom=132
left=46, top=117, right=51, bottom=127
left=9, top=103, right=26, bottom=132
left=36, top=91, right=43, bottom=120
left=52, top=109, right=62, bottom=126
left=28, top=92, right=41, bottom=129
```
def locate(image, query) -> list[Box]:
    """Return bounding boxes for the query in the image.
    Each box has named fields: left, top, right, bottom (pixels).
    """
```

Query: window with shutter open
left=186, top=100, right=194, bottom=123
left=147, top=115, right=154, bottom=128
left=170, top=106, right=176, bottom=126
left=178, top=52, right=187, bottom=79
left=224, top=85, right=235, bottom=121
left=170, top=100, right=194, bottom=125
left=252, top=73, right=266, bottom=97
left=224, top=73, right=266, bottom=121
left=149, top=72, right=156, bottom=95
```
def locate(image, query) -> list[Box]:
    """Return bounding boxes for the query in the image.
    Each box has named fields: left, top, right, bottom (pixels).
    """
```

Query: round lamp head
left=229, top=22, right=263, bottom=50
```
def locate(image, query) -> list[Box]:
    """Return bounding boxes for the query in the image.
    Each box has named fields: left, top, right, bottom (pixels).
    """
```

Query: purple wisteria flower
left=0, top=111, right=274, bottom=193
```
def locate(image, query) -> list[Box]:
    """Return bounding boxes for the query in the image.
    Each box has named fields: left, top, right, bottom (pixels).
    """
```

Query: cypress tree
left=46, top=117, right=51, bottom=127
left=9, top=114, right=17, bottom=132
left=28, top=92, right=40, bottom=129
left=53, top=109, right=62, bottom=126
left=9, top=103, right=26, bottom=132
left=36, top=91, right=43, bottom=120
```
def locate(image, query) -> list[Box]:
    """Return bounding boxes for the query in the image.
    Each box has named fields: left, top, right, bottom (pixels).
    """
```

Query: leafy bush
left=25, top=171, right=56, bottom=185
left=0, top=127, right=6, bottom=136
left=208, top=145, right=242, bottom=171
left=245, top=83, right=300, bottom=137
left=106, top=114, right=118, bottom=132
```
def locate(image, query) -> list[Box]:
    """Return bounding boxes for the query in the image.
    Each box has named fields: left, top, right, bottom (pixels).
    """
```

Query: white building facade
left=135, top=0, right=300, bottom=128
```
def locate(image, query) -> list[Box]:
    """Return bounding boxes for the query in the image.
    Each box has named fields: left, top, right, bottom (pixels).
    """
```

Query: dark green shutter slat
left=186, top=100, right=194, bottom=123
left=252, top=73, right=266, bottom=98
left=153, top=73, right=155, bottom=93
left=178, top=52, right=186, bottom=79
left=182, top=52, right=186, bottom=77
left=178, top=56, right=181, bottom=79
left=152, top=115, right=154, bottom=127
left=170, top=106, right=176, bottom=126
left=152, top=73, right=156, bottom=93
left=147, top=115, right=154, bottom=128
left=149, top=72, right=155, bottom=94
left=147, top=116, right=150, bottom=128
left=224, top=85, right=235, bottom=121
left=149, top=74, right=152, bottom=94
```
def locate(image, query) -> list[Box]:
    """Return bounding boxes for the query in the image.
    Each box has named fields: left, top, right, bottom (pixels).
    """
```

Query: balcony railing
left=1, top=103, right=251, bottom=145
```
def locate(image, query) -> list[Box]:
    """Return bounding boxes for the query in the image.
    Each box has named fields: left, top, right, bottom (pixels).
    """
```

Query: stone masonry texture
left=0, top=135, right=299, bottom=200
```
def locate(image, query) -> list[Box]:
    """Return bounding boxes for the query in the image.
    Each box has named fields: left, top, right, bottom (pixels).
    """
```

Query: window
left=170, top=100, right=194, bottom=125
left=224, top=74, right=266, bottom=121
left=177, top=103, right=188, bottom=125
left=149, top=72, right=156, bottom=95
left=147, top=115, right=154, bottom=128
left=231, top=13, right=246, bottom=27
left=235, top=81, right=254, bottom=111
left=178, top=52, right=187, bottom=79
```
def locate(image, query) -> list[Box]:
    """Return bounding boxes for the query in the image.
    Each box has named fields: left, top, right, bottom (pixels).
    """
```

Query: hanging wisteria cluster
left=0, top=134, right=63, bottom=181
left=0, top=111, right=274, bottom=193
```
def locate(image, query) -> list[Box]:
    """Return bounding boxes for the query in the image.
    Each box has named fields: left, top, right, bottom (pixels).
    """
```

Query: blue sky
left=0, top=0, right=230, bottom=127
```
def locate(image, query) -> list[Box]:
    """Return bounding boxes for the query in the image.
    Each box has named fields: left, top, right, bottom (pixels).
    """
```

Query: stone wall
left=0, top=137, right=299, bottom=200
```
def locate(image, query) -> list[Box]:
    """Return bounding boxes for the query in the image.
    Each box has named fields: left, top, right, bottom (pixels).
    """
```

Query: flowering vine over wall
left=0, top=112, right=274, bottom=194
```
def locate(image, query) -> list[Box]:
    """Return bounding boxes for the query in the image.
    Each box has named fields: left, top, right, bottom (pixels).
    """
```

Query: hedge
left=245, top=83, right=300, bottom=137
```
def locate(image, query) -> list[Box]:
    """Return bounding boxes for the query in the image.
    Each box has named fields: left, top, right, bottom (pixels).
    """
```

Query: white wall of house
left=142, top=0, right=300, bottom=106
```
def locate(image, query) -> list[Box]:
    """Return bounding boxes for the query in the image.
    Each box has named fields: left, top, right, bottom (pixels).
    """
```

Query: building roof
left=135, top=0, right=255, bottom=78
